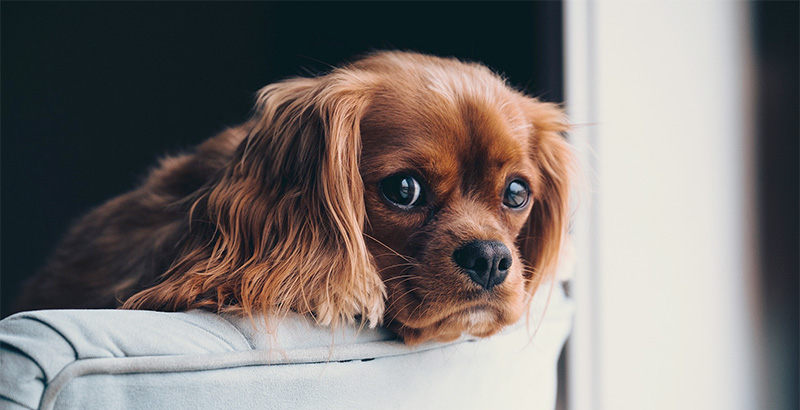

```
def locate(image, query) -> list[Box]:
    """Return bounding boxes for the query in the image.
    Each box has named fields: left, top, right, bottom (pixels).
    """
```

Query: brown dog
left=17, top=51, right=574, bottom=344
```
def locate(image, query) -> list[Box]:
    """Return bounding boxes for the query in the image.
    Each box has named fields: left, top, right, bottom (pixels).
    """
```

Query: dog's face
left=122, top=52, right=572, bottom=345
left=357, top=54, right=569, bottom=343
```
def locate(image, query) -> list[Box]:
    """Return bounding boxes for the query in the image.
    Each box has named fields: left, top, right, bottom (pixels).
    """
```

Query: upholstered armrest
left=0, top=285, right=572, bottom=410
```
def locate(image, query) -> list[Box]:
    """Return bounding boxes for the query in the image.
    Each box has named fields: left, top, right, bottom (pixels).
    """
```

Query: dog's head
left=356, top=53, right=574, bottom=343
left=124, top=51, right=574, bottom=344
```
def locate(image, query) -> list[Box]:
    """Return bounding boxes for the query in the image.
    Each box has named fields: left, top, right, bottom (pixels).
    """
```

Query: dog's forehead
left=360, top=82, right=533, bottom=187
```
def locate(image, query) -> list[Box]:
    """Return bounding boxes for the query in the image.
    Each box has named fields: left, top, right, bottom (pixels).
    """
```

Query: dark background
left=1, top=2, right=564, bottom=317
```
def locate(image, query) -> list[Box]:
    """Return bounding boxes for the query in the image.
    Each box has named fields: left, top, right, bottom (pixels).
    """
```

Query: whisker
left=383, top=267, right=419, bottom=288
left=388, top=296, right=423, bottom=324
left=385, top=286, right=421, bottom=312
left=385, top=276, right=419, bottom=289
left=370, top=252, right=417, bottom=260
left=381, top=273, right=417, bottom=282
left=363, top=233, right=414, bottom=263
left=378, top=263, right=417, bottom=273
left=521, top=266, right=544, bottom=278
left=408, top=292, right=429, bottom=321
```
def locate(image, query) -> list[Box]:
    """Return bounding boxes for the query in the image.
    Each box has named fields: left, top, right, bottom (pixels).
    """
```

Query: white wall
left=565, top=2, right=759, bottom=409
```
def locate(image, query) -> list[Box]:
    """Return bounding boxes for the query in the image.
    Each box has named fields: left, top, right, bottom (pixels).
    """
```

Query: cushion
left=0, top=284, right=572, bottom=410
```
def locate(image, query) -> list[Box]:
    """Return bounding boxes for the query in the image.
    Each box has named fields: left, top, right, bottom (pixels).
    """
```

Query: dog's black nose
left=452, top=240, right=512, bottom=290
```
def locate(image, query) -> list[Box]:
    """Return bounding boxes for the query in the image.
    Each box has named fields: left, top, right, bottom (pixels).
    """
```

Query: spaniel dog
left=16, top=51, right=574, bottom=344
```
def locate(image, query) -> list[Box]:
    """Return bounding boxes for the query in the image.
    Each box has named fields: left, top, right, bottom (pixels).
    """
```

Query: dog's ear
left=518, top=99, right=575, bottom=295
left=124, top=73, right=385, bottom=327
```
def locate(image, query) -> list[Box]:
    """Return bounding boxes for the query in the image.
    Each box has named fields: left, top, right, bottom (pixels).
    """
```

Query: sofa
left=0, top=284, right=571, bottom=410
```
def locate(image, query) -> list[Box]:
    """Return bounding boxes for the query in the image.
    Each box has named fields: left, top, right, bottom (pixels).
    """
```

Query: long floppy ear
left=123, top=73, right=385, bottom=327
left=518, top=99, right=575, bottom=295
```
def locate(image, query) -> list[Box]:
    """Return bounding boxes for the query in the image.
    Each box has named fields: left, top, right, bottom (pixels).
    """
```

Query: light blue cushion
left=0, top=285, right=572, bottom=410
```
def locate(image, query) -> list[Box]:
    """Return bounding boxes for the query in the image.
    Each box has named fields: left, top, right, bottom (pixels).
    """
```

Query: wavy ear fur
left=123, top=72, right=385, bottom=327
left=518, top=99, right=575, bottom=295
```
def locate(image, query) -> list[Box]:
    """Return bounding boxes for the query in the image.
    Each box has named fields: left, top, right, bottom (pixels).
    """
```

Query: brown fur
left=16, top=51, right=574, bottom=344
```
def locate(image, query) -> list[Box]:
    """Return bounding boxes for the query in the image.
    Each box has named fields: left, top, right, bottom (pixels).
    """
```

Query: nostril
left=453, top=247, right=477, bottom=270
left=473, top=257, right=489, bottom=273
left=498, top=256, right=512, bottom=272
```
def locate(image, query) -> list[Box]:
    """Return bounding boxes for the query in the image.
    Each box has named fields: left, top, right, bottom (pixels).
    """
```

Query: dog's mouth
left=388, top=302, right=514, bottom=344
left=383, top=275, right=524, bottom=344
left=370, top=235, right=528, bottom=344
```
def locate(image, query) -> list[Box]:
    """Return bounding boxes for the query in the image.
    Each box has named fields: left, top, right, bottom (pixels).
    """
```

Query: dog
left=16, top=51, right=574, bottom=344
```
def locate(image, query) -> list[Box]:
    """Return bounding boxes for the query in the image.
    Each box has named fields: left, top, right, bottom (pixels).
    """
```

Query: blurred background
left=1, top=2, right=797, bottom=410
left=564, top=2, right=797, bottom=410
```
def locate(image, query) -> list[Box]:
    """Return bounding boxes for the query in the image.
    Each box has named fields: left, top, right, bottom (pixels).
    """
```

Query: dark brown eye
left=380, top=175, right=423, bottom=209
left=503, top=180, right=529, bottom=209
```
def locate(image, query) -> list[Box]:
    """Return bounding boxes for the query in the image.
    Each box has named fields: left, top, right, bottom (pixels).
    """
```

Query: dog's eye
left=503, top=180, right=529, bottom=209
left=380, top=175, right=423, bottom=209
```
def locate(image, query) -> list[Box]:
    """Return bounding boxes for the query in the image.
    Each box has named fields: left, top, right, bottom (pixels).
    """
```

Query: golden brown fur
left=16, top=51, right=574, bottom=344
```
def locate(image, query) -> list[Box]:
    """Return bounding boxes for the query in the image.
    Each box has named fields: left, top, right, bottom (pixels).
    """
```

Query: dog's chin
left=378, top=259, right=530, bottom=344
left=387, top=296, right=526, bottom=345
